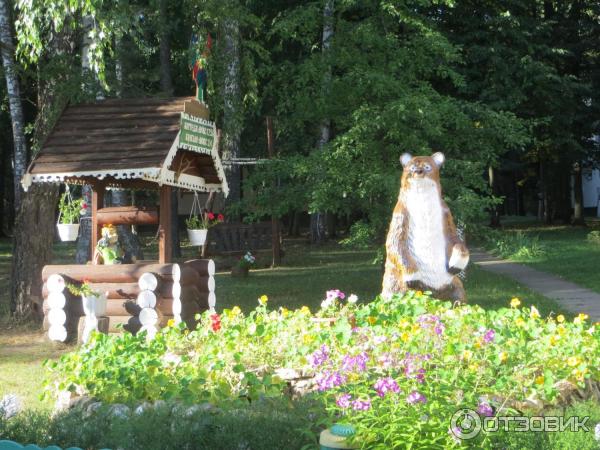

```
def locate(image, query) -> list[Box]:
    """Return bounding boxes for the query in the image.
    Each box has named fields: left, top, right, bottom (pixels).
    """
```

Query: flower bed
left=44, top=291, right=600, bottom=448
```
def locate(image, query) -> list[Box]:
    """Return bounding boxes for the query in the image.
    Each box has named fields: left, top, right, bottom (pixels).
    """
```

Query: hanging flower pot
left=57, top=223, right=80, bottom=241
left=185, top=192, right=224, bottom=246
left=187, top=228, right=208, bottom=246
left=56, top=186, right=87, bottom=242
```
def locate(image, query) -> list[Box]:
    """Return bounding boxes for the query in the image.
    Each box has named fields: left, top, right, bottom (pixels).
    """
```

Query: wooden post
left=91, top=184, right=105, bottom=261
left=159, top=185, right=173, bottom=263
left=266, top=116, right=281, bottom=267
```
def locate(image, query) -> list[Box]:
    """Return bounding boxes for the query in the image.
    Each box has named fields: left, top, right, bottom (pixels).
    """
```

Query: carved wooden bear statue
left=382, top=152, right=469, bottom=302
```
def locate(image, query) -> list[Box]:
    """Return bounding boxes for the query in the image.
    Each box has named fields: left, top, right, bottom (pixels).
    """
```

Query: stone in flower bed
left=44, top=291, right=600, bottom=449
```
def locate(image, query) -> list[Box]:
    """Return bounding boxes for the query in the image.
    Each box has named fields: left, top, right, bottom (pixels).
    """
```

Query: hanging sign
left=179, top=112, right=215, bottom=155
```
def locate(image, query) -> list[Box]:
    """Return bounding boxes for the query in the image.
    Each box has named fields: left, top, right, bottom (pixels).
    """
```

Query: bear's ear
left=400, top=153, right=413, bottom=167
left=432, top=152, right=445, bottom=167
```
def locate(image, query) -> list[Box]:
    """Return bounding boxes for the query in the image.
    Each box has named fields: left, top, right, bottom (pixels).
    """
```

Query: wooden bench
left=205, top=222, right=281, bottom=257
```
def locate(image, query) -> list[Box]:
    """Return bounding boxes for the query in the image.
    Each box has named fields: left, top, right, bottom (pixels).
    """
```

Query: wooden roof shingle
left=22, top=97, right=228, bottom=195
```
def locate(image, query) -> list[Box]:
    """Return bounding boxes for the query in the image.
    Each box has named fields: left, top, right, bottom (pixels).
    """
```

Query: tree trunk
left=11, top=184, right=59, bottom=318
left=572, top=162, right=585, bottom=226
left=310, top=0, right=334, bottom=244
left=76, top=15, right=104, bottom=261
left=488, top=166, right=501, bottom=227
left=156, top=4, right=180, bottom=257
left=222, top=17, right=242, bottom=214
left=0, top=0, right=27, bottom=212
left=75, top=185, right=93, bottom=263
left=158, top=0, right=173, bottom=96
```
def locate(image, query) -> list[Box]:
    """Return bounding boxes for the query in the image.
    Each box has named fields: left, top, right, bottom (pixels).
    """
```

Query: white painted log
left=47, top=292, right=66, bottom=309
left=139, top=308, right=158, bottom=326
left=207, top=276, right=215, bottom=292
left=171, top=282, right=181, bottom=299
left=138, top=272, right=159, bottom=291
left=208, top=292, right=216, bottom=310
left=47, top=274, right=66, bottom=293
left=171, top=264, right=181, bottom=283
left=136, top=290, right=157, bottom=309
left=140, top=325, right=157, bottom=340
left=48, top=308, right=67, bottom=326
left=48, top=325, right=67, bottom=342
left=172, top=297, right=182, bottom=325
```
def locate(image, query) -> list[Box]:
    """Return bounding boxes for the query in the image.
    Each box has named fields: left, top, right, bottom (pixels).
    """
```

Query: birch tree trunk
left=75, top=17, right=97, bottom=262
left=310, top=0, right=334, bottom=244
left=0, top=0, right=27, bottom=212
left=222, top=16, right=242, bottom=215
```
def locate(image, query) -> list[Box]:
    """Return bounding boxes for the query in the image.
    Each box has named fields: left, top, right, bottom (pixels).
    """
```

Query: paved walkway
left=471, top=249, right=600, bottom=322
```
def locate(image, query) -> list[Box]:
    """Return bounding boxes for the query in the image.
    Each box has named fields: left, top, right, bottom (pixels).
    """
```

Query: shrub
left=587, top=230, right=600, bottom=245
left=483, top=230, right=546, bottom=260
left=0, top=398, right=317, bottom=450
left=44, top=292, right=600, bottom=449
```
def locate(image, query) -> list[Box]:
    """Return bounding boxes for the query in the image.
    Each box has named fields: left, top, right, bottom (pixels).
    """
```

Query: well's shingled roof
left=23, top=97, right=226, bottom=192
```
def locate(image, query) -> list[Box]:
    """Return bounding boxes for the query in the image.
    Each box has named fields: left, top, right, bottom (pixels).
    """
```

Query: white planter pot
left=187, top=229, right=208, bottom=246
left=57, top=223, right=80, bottom=242
left=81, top=293, right=107, bottom=317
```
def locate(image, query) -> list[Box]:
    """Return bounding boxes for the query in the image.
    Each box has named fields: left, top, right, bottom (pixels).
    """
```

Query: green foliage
left=0, top=398, right=317, bottom=450
left=587, top=231, right=600, bottom=245
left=483, top=230, right=547, bottom=260
left=184, top=211, right=223, bottom=230
left=44, top=291, right=600, bottom=448
left=65, top=281, right=98, bottom=298
left=57, top=193, right=85, bottom=225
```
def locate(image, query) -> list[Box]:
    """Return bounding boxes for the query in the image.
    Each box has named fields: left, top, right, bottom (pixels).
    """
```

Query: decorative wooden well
left=21, top=97, right=228, bottom=342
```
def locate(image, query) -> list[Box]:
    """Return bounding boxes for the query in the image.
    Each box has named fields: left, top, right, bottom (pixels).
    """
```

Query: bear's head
left=399, top=152, right=444, bottom=190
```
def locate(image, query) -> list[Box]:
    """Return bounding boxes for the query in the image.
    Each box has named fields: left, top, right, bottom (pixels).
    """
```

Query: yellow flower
left=302, top=334, right=314, bottom=345
left=549, top=335, right=559, bottom=346
left=535, top=375, right=545, bottom=385
left=367, top=316, right=377, bottom=326
left=567, top=356, right=579, bottom=367
left=556, top=314, right=565, bottom=323
left=462, top=350, right=473, bottom=361
left=510, top=297, right=521, bottom=308
left=557, top=324, right=566, bottom=336
left=398, top=318, right=410, bottom=329
left=231, top=306, right=242, bottom=316
left=167, top=319, right=175, bottom=327
left=499, top=351, right=508, bottom=363
left=468, top=363, right=479, bottom=372
left=415, top=290, right=423, bottom=296
left=515, top=317, right=525, bottom=327
left=258, top=295, right=269, bottom=306
left=572, top=367, right=588, bottom=382
left=280, top=307, right=289, bottom=318
left=400, top=331, right=410, bottom=343
left=474, top=341, right=482, bottom=350
left=574, top=313, right=588, bottom=325
left=300, top=306, right=311, bottom=315
left=530, top=305, right=540, bottom=319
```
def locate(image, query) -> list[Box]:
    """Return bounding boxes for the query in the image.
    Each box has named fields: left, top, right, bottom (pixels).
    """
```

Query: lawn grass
left=492, top=222, right=600, bottom=294
left=0, top=236, right=566, bottom=411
